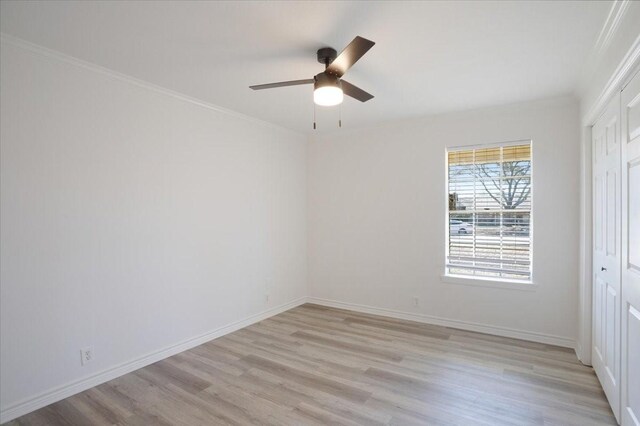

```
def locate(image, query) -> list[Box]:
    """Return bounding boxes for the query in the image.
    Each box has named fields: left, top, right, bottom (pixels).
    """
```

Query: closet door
left=621, top=70, right=640, bottom=426
left=593, top=93, right=622, bottom=422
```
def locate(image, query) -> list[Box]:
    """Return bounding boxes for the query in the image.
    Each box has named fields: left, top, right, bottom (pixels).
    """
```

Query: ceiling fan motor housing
left=317, top=47, right=337, bottom=67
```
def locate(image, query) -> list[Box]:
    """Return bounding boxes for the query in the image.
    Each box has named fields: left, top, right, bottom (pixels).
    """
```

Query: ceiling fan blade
left=249, top=79, right=314, bottom=90
left=326, top=36, right=375, bottom=77
left=341, top=80, right=374, bottom=102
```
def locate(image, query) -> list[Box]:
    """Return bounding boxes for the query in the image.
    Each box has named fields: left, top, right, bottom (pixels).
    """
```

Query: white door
left=593, top=93, right=622, bottom=422
left=621, top=70, right=640, bottom=426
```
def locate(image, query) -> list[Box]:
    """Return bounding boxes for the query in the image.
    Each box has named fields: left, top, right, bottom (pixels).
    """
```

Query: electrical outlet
left=265, top=278, right=272, bottom=304
left=80, top=346, right=93, bottom=366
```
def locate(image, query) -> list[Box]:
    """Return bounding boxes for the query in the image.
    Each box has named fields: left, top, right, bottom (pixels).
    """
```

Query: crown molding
left=593, top=0, right=631, bottom=58
left=578, top=0, right=635, bottom=122
left=582, top=34, right=640, bottom=126
left=0, top=33, right=303, bottom=138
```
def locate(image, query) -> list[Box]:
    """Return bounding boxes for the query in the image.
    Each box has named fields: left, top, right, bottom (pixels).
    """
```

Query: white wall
left=0, top=39, right=307, bottom=416
left=308, top=96, right=580, bottom=344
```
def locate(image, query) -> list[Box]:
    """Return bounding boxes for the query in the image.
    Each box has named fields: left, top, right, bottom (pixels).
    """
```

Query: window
left=446, top=141, right=532, bottom=281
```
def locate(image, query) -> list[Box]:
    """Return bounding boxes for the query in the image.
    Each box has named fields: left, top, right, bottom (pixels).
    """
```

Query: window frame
left=443, top=139, right=535, bottom=288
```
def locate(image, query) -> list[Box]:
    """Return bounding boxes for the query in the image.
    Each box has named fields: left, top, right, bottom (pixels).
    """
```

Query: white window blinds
left=447, top=142, right=532, bottom=281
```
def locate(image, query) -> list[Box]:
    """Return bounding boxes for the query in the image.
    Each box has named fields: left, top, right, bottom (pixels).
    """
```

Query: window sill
left=441, top=274, right=537, bottom=291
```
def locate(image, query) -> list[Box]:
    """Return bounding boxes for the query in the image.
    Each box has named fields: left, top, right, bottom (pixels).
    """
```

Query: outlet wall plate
left=265, top=278, right=272, bottom=304
left=80, top=346, right=93, bottom=366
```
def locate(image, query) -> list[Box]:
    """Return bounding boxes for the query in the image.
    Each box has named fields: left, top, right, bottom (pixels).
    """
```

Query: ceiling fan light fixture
left=313, top=73, right=343, bottom=106
left=314, top=86, right=343, bottom=106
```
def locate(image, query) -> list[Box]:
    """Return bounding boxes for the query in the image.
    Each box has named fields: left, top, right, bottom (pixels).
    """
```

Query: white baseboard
left=307, top=297, right=576, bottom=349
left=575, top=341, right=592, bottom=366
left=0, top=297, right=306, bottom=424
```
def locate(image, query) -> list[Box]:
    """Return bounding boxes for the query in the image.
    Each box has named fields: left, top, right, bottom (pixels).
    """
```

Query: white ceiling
left=0, top=1, right=612, bottom=133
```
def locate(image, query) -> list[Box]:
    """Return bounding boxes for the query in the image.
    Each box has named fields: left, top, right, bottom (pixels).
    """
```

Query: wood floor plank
left=4, top=304, right=616, bottom=425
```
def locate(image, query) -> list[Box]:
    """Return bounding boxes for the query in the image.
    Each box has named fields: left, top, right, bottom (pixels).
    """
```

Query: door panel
left=608, top=120, right=619, bottom=153
left=596, top=276, right=604, bottom=356
left=621, top=70, right=640, bottom=426
left=593, top=93, right=622, bottom=422
left=607, top=168, right=618, bottom=256
left=627, top=306, right=640, bottom=425
left=596, top=175, right=604, bottom=250
left=631, top=161, right=640, bottom=268
left=606, top=283, right=618, bottom=382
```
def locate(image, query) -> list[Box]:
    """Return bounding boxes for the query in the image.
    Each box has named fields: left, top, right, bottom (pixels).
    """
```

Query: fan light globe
left=313, top=73, right=344, bottom=107
left=314, top=86, right=344, bottom=106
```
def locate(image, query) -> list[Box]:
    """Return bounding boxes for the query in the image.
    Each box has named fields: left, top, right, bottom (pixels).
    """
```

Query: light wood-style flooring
left=6, top=304, right=616, bottom=425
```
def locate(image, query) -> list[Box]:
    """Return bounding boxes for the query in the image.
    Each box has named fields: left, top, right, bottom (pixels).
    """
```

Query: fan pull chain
left=339, top=104, right=342, bottom=128
left=313, top=103, right=316, bottom=130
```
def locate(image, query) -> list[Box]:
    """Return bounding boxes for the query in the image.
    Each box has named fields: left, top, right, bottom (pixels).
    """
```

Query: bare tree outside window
left=476, top=161, right=530, bottom=210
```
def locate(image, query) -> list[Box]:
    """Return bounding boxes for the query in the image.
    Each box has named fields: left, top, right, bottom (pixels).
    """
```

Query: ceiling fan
left=249, top=36, right=375, bottom=108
